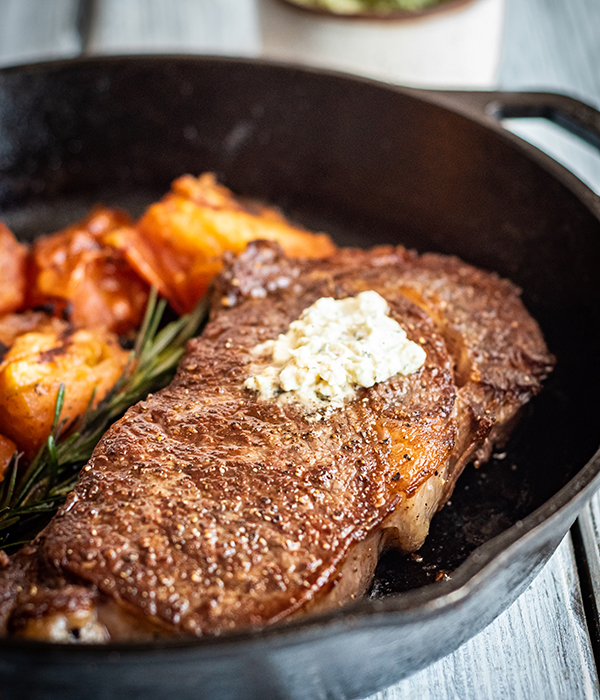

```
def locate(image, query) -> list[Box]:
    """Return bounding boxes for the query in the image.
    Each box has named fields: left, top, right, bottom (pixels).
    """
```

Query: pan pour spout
left=0, top=242, right=554, bottom=641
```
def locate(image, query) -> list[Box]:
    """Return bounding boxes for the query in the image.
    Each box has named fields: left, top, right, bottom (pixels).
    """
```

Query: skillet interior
left=1, top=56, right=600, bottom=700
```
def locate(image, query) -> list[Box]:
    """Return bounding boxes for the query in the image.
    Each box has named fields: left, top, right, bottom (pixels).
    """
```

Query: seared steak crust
left=0, top=242, right=554, bottom=639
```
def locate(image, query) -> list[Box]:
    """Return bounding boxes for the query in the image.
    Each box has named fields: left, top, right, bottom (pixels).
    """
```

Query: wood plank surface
left=85, top=0, right=260, bottom=57
left=498, top=0, right=600, bottom=193
left=498, top=0, right=600, bottom=101
left=369, top=537, right=598, bottom=700
left=579, top=495, right=600, bottom=639
left=0, top=0, right=81, bottom=66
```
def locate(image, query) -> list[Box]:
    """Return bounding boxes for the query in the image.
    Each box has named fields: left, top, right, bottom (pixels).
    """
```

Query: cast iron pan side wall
left=0, top=57, right=600, bottom=699
left=0, top=59, right=598, bottom=308
left=1, top=59, right=600, bottom=292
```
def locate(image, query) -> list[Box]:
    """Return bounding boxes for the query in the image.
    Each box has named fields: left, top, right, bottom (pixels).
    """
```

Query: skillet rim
left=0, top=53, right=599, bottom=654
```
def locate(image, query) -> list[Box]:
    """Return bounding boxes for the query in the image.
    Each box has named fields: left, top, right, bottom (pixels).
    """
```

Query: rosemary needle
left=0, top=290, right=207, bottom=551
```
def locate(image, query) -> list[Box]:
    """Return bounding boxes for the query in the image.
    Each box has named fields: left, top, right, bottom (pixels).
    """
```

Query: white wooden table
left=1, top=1, right=600, bottom=697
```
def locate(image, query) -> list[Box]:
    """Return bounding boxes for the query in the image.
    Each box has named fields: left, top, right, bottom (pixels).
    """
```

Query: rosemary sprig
left=0, top=289, right=207, bottom=550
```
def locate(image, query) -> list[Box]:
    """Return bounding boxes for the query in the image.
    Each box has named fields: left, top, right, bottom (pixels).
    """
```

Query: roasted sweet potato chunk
left=0, top=311, right=69, bottom=350
left=0, top=328, right=129, bottom=458
left=0, top=434, right=17, bottom=482
left=27, top=208, right=149, bottom=335
left=0, top=223, right=27, bottom=315
left=105, top=173, right=336, bottom=314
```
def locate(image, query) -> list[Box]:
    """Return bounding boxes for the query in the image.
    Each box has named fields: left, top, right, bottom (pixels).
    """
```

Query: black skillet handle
left=424, top=90, right=600, bottom=153
left=402, top=88, right=600, bottom=214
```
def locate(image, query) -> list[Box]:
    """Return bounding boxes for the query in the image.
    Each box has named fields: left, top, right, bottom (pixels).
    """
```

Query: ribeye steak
left=0, top=242, right=554, bottom=641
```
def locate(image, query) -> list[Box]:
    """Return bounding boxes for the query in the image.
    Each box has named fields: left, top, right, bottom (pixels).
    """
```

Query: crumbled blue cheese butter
left=244, top=290, right=426, bottom=408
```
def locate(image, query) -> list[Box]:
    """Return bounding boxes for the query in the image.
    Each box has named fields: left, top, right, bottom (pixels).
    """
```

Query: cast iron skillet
left=1, top=56, right=600, bottom=700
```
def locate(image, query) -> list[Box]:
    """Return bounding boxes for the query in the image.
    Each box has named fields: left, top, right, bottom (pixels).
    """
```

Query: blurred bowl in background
left=277, top=0, right=478, bottom=20
left=259, top=0, right=505, bottom=88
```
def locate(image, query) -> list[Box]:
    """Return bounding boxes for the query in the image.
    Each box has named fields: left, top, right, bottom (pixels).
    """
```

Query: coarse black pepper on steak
left=0, top=241, right=554, bottom=641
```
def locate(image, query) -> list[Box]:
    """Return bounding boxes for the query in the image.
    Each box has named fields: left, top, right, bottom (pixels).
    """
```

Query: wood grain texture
left=86, top=0, right=260, bottom=56
left=499, top=0, right=600, bottom=101
left=0, top=0, right=81, bottom=66
left=579, top=493, right=600, bottom=625
left=498, top=0, right=600, bottom=193
left=365, top=537, right=599, bottom=700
